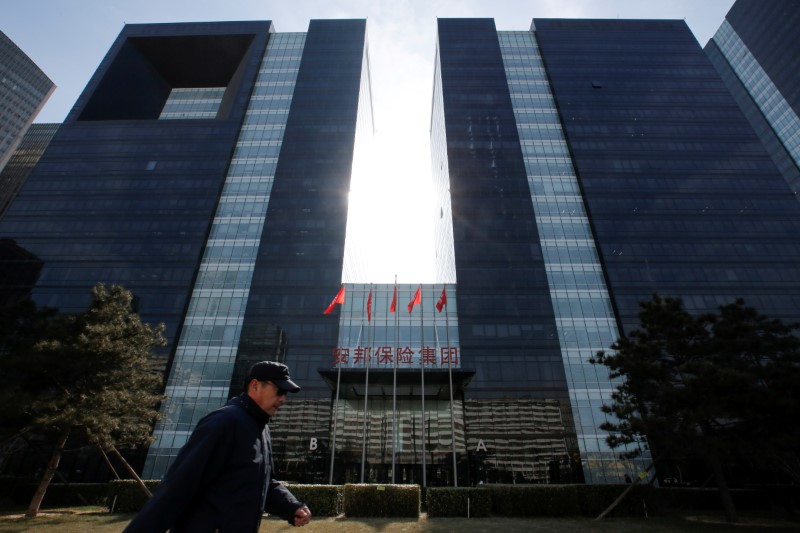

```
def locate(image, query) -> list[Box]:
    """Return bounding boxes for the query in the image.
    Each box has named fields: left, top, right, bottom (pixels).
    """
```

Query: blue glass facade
left=434, top=17, right=800, bottom=485
left=144, top=31, right=308, bottom=478
left=433, top=19, right=582, bottom=484
left=233, top=20, right=368, bottom=398
left=434, top=19, right=569, bottom=401
left=534, top=18, right=800, bottom=332
left=0, top=20, right=373, bottom=481
left=723, top=0, right=800, bottom=114
left=0, top=30, right=55, bottom=172
left=705, top=0, right=800, bottom=197
left=498, top=30, right=634, bottom=483
left=4, top=14, right=800, bottom=488
left=0, top=22, right=271, bottom=374
left=232, top=21, right=375, bottom=483
left=0, top=123, right=59, bottom=220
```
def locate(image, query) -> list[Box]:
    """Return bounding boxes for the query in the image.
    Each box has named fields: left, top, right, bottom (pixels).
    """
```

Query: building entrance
left=327, top=392, right=466, bottom=486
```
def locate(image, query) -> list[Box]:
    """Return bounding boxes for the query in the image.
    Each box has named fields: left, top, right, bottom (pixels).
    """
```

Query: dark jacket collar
left=229, top=393, right=271, bottom=427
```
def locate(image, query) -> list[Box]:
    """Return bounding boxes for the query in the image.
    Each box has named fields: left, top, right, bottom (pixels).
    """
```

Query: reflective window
left=159, top=87, right=226, bottom=119
left=144, top=33, right=306, bottom=478
left=500, top=31, right=630, bottom=484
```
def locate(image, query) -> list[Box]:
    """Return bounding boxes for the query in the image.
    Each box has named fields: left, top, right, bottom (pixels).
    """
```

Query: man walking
left=125, top=361, right=311, bottom=532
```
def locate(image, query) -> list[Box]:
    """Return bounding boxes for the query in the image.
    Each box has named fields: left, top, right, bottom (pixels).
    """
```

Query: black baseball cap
left=247, top=361, right=301, bottom=393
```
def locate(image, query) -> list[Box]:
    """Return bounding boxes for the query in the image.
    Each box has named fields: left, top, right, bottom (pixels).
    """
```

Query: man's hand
left=292, top=505, right=311, bottom=527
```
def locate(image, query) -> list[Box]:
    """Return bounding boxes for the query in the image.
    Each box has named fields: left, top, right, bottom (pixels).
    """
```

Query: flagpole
left=327, top=286, right=349, bottom=485
left=360, top=285, right=372, bottom=483
left=391, top=276, right=398, bottom=483
left=419, top=285, right=427, bottom=488
left=329, top=321, right=362, bottom=484
left=329, top=361, right=342, bottom=485
left=444, top=287, right=458, bottom=487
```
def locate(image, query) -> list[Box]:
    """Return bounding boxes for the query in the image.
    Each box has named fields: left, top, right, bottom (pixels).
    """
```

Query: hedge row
left=6, top=480, right=793, bottom=518
left=107, top=482, right=417, bottom=518
left=428, top=484, right=657, bottom=518
left=107, top=480, right=162, bottom=512
left=107, top=481, right=346, bottom=516
left=343, top=484, right=419, bottom=517
left=283, top=483, right=342, bottom=517
left=427, top=487, right=492, bottom=517
left=489, top=485, right=583, bottom=517
left=109, top=482, right=417, bottom=517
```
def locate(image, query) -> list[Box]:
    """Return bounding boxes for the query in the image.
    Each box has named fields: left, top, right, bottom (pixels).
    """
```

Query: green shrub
left=486, top=485, right=581, bottom=517
left=427, top=487, right=491, bottom=517
left=343, top=483, right=419, bottom=517
left=577, top=483, right=655, bottom=517
left=283, top=483, right=343, bottom=517
left=107, top=479, right=161, bottom=513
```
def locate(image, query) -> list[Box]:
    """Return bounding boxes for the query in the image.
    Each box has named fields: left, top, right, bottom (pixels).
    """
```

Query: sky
left=3, top=0, right=736, bottom=284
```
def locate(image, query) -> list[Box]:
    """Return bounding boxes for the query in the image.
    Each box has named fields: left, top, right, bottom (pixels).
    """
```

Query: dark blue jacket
left=125, top=394, right=303, bottom=533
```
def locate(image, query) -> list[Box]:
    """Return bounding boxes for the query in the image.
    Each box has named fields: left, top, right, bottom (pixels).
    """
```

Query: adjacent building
left=0, top=19, right=372, bottom=480
left=705, top=0, right=800, bottom=198
left=0, top=31, right=55, bottom=173
left=0, top=122, right=59, bottom=218
left=432, top=17, right=800, bottom=484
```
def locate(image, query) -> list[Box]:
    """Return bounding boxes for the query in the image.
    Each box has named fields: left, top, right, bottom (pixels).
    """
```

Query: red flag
left=436, top=287, right=447, bottom=312
left=407, top=286, right=421, bottom=314
left=390, top=284, right=397, bottom=313
left=323, top=286, right=345, bottom=314
left=367, top=289, right=372, bottom=322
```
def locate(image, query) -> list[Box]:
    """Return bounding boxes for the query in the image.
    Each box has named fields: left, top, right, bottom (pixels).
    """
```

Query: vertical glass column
left=713, top=20, right=800, bottom=171
left=144, top=33, right=307, bottom=478
left=499, top=31, right=645, bottom=483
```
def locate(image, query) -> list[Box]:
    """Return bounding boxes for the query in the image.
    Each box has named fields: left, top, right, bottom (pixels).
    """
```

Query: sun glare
left=346, top=123, right=436, bottom=285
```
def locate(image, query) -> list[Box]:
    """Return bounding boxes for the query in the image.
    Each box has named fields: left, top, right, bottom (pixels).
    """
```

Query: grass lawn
left=1, top=508, right=798, bottom=532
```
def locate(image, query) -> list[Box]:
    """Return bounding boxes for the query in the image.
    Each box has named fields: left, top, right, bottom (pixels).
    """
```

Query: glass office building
left=705, top=0, right=800, bottom=199
left=0, top=122, right=59, bottom=218
left=433, top=18, right=800, bottom=484
left=0, top=19, right=373, bottom=480
left=0, top=31, right=55, bottom=173
left=3, top=13, right=800, bottom=487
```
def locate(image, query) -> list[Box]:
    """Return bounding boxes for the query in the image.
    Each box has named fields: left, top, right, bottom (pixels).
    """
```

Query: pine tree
left=0, top=284, right=166, bottom=517
left=592, top=294, right=800, bottom=523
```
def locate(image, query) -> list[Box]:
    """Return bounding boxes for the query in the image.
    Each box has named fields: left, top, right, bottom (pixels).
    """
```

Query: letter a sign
left=476, top=439, right=487, bottom=452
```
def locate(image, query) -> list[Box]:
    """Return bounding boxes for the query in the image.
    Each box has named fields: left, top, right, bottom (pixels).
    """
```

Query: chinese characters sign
left=332, top=345, right=460, bottom=369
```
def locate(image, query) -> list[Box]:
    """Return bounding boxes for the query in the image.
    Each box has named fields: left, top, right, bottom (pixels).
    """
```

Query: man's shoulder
left=197, top=399, right=249, bottom=429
